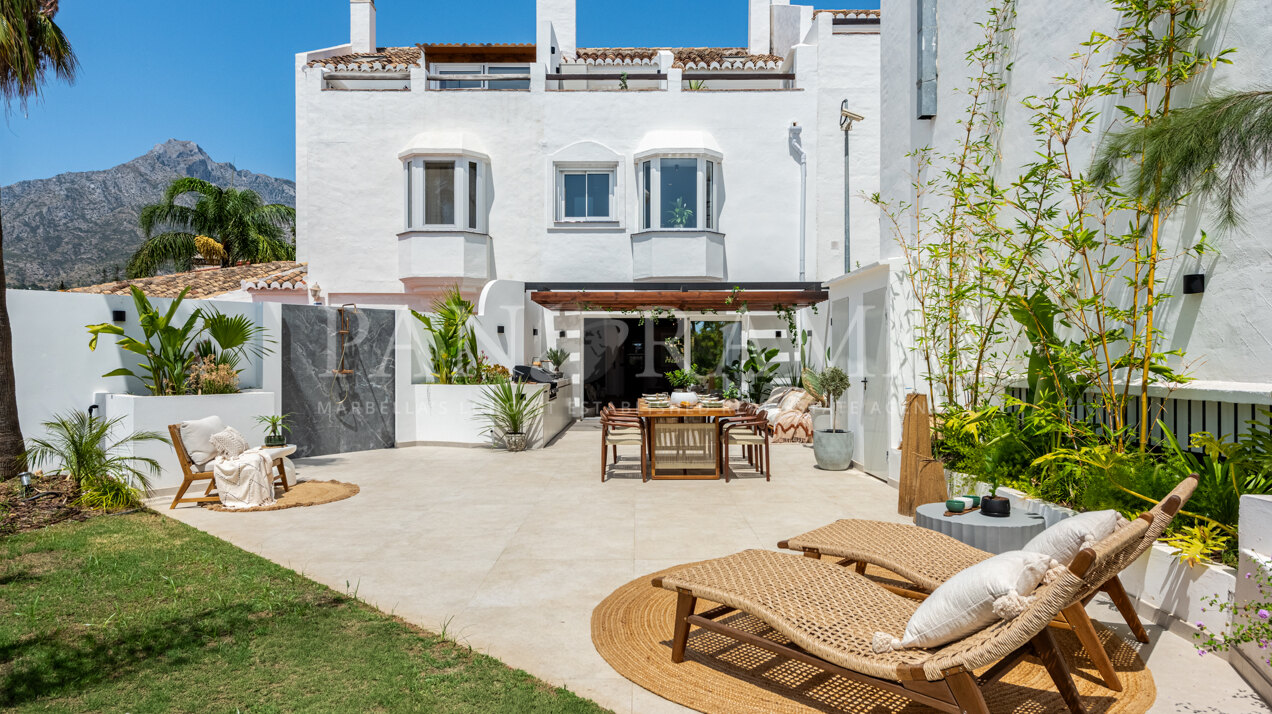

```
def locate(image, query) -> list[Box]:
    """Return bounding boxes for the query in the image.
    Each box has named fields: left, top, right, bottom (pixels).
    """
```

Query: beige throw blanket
left=209, top=427, right=277, bottom=510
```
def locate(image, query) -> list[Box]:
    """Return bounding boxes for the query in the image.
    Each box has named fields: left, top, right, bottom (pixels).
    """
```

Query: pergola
left=527, top=282, right=828, bottom=313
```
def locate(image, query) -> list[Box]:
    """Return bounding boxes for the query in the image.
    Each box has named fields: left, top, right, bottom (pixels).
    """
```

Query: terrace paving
left=157, top=420, right=1269, bottom=713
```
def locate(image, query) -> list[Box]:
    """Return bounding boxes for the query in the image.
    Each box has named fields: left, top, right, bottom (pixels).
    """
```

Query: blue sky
left=0, top=0, right=879, bottom=186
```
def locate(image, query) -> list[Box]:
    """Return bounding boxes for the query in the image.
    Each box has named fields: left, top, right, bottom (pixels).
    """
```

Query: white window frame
left=402, top=154, right=488, bottom=233
left=635, top=154, right=722, bottom=232
left=431, top=62, right=531, bottom=90
left=554, top=164, right=617, bottom=223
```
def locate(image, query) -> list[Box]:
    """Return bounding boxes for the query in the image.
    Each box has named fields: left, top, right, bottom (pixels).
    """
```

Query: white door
left=860, top=288, right=889, bottom=476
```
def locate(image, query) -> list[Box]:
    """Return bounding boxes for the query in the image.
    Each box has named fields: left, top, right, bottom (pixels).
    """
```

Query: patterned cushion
left=772, top=410, right=814, bottom=443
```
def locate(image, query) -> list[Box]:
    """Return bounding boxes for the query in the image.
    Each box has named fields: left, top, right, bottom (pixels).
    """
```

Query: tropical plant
left=128, top=177, right=296, bottom=278
left=665, top=367, right=701, bottom=390
left=725, top=344, right=781, bottom=403
left=722, top=384, right=741, bottom=400
left=544, top=347, right=570, bottom=373
left=86, top=287, right=271, bottom=395
left=0, top=0, right=78, bottom=478
left=22, top=410, right=166, bottom=509
left=255, top=413, right=290, bottom=440
left=411, top=286, right=477, bottom=384
left=801, top=366, right=825, bottom=405
left=686, top=79, right=708, bottom=91
left=668, top=197, right=694, bottom=227
left=198, top=309, right=271, bottom=371
left=1092, top=89, right=1272, bottom=227
left=476, top=380, right=546, bottom=439
left=818, top=366, right=850, bottom=432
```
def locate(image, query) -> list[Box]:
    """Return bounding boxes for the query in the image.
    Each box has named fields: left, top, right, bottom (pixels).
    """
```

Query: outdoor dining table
left=637, top=399, right=737, bottom=480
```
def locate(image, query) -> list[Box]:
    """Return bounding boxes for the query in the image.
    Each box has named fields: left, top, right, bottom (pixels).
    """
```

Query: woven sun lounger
left=774, top=473, right=1199, bottom=692
left=653, top=514, right=1153, bottom=714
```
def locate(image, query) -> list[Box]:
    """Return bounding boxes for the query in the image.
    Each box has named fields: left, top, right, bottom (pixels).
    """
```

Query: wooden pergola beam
left=528, top=289, right=828, bottom=312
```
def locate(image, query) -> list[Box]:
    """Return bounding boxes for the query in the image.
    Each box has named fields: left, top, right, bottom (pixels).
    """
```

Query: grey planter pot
left=813, top=430, right=854, bottom=471
left=504, top=433, right=528, bottom=452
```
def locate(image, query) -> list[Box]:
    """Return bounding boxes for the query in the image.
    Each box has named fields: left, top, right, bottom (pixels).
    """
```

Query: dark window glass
left=660, top=158, right=697, bottom=229
left=425, top=161, right=455, bottom=225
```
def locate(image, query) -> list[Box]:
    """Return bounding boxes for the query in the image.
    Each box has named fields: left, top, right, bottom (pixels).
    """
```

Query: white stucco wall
left=877, top=0, right=1272, bottom=393
left=8, top=290, right=270, bottom=443
left=295, top=4, right=881, bottom=305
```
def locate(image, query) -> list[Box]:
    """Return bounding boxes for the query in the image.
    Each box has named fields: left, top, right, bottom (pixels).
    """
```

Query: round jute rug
left=205, top=480, right=359, bottom=512
left=592, top=565, right=1156, bottom=714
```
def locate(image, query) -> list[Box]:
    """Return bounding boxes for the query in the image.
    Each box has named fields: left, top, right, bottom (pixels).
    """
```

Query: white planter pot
left=408, top=382, right=573, bottom=449
left=101, top=391, right=276, bottom=491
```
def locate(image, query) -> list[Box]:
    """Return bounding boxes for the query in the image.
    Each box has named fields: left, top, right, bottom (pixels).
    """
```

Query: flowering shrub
left=1195, top=563, right=1272, bottom=663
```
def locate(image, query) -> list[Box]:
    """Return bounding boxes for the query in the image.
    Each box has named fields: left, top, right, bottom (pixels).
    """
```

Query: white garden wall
left=102, top=392, right=275, bottom=491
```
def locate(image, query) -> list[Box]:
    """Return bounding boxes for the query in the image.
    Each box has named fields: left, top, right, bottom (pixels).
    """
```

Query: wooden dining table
left=637, top=399, right=738, bottom=480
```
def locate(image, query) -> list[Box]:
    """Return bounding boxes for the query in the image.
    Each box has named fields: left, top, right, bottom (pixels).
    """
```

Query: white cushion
left=210, top=426, right=249, bottom=459
left=1023, top=510, right=1123, bottom=565
left=180, top=415, right=226, bottom=466
left=877, top=550, right=1056, bottom=651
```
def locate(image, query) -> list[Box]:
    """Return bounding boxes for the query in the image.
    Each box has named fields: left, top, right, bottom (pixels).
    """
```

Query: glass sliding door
left=690, top=320, right=741, bottom=391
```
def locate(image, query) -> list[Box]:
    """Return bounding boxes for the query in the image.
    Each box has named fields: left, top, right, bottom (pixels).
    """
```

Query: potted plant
left=666, top=366, right=701, bottom=407
left=978, top=450, right=1012, bottom=517
left=543, top=347, right=569, bottom=378
left=476, top=380, right=546, bottom=452
left=813, top=367, right=853, bottom=471
left=255, top=413, right=291, bottom=448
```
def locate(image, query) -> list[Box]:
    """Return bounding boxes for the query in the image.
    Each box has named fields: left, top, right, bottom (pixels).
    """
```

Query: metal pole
left=843, top=128, right=851, bottom=274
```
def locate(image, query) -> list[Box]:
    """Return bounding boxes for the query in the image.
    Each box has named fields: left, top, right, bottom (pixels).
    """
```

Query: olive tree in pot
left=476, top=380, right=546, bottom=452
left=813, top=367, right=853, bottom=470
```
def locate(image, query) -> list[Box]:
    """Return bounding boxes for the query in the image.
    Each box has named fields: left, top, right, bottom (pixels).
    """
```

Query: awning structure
left=528, top=282, right=827, bottom=312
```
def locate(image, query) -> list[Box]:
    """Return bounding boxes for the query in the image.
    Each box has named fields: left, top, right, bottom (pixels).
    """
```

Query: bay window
left=401, top=153, right=489, bottom=232
left=636, top=155, right=721, bottom=231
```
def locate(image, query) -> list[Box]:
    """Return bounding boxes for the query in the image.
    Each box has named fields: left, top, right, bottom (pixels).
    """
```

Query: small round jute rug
left=592, top=565, right=1156, bottom=714
left=205, top=480, right=359, bottom=512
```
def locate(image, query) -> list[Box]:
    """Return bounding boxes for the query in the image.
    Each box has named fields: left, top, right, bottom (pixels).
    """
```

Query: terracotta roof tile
left=308, top=47, right=421, bottom=69
left=569, top=47, right=784, bottom=70
left=243, top=263, right=309, bottom=291
left=68, top=262, right=305, bottom=299
left=814, top=8, right=882, bottom=18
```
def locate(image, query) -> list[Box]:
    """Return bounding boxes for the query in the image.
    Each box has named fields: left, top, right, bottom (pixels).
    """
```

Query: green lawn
left=0, top=512, right=609, bottom=713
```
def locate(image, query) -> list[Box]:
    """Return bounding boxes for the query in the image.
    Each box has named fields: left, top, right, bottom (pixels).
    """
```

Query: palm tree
left=129, top=177, right=296, bottom=277
left=23, top=410, right=167, bottom=509
left=1092, top=89, right=1272, bottom=227
left=0, top=0, right=77, bottom=479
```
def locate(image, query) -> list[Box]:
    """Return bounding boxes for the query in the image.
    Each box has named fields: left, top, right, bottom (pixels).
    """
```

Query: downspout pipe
left=789, top=123, right=808, bottom=282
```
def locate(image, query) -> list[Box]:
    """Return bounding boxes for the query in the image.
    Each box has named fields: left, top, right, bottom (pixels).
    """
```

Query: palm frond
left=0, top=0, right=77, bottom=114
left=127, top=231, right=197, bottom=278
left=160, top=176, right=221, bottom=205
left=23, top=411, right=166, bottom=508
left=1092, top=89, right=1272, bottom=227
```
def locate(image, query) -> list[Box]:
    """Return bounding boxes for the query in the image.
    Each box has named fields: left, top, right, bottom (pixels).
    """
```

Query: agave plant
left=476, top=380, right=546, bottom=448
left=23, top=411, right=167, bottom=509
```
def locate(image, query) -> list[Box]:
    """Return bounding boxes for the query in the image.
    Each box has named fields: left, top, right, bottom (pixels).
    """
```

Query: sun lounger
left=653, top=515, right=1152, bottom=714
left=773, top=473, right=1199, bottom=691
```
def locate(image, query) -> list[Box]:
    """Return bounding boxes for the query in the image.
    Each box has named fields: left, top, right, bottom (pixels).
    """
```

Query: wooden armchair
left=721, top=409, right=770, bottom=482
left=167, top=423, right=220, bottom=509
left=601, top=404, right=647, bottom=482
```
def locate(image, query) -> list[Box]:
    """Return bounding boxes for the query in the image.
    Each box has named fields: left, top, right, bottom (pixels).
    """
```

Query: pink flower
left=1259, top=609, right=1270, bottom=620
left=1199, top=649, right=1207, bottom=656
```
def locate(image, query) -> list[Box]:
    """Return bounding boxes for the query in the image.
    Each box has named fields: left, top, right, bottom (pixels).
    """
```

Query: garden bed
left=0, top=512, right=608, bottom=713
left=0, top=472, right=96, bottom=536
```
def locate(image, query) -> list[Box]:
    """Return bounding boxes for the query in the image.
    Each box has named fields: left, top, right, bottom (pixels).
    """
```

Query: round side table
left=914, top=502, right=1047, bottom=554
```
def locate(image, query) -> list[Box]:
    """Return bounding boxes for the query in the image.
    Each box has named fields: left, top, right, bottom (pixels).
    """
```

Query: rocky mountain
left=1, top=140, right=295, bottom=289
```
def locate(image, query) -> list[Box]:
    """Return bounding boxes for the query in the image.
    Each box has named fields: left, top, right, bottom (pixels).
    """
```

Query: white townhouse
left=294, top=0, right=882, bottom=420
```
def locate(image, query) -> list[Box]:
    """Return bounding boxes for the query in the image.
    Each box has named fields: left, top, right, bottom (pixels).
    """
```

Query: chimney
left=536, top=0, right=576, bottom=64
left=769, top=3, right=812, bottom=58
left=351, top=0, right=376, bottom=55
left=748, top=0, right=789, bottom=55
